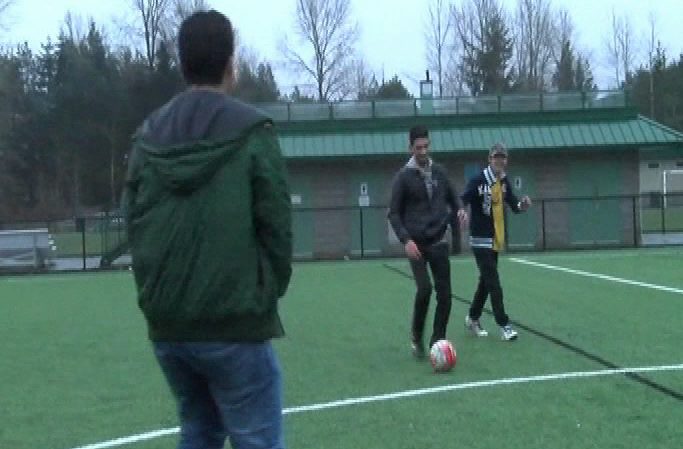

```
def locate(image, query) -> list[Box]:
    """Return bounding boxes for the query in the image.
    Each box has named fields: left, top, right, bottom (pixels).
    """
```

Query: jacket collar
left=406, top=156, right=433, bottom=172
left=483, top=165, right=505, bottom=187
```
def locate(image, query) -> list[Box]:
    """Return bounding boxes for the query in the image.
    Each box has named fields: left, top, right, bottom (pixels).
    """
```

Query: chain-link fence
left=1, top=193, right=682, bottom=273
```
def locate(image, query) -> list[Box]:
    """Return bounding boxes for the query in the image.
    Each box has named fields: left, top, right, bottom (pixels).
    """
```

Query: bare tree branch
left=0, top=0, right=15, bottom=31
left=61, top=12, right=87, bottom=42
left=281, top=0, right=359, bottom=101
left=552, top=8, right=574, bottom=61
left=605, top=9, right=636, bottom=87
left=606, top=10, right=621, bottom=86
left=161, top=0, right=210, bottom=62
left=452, top=0, right=505, bottom=95
left=513, top=0, right=555, bottom=91
left=168, top=0, right=209, bottom=31
left=348, top=57, right=377, bottom=99
left=451, top=1, right=481, bottom=95
left=425, top=0, right=452, bottom=97
left=132, top=0, right=171, bottom=69
left=646, top=11, right=658, bottom=117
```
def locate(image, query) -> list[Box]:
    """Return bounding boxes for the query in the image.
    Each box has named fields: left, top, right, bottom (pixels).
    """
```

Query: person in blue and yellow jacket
left=461, top=143, right=531, bottom=341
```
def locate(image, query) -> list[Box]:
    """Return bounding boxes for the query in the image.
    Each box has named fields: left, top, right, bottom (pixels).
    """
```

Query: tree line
left=0, top=0, right=681, bottom=221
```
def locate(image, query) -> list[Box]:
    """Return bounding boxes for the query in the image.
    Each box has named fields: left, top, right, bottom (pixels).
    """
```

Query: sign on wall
left=358, top=182, right=370, bottom=207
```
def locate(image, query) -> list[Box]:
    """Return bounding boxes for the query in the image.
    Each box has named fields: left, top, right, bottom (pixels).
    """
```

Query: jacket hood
left=133, top=90, right=269, bottom=193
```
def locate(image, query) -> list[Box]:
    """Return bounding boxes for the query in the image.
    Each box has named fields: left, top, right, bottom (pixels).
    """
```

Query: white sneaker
left=410, top=336, right=425, bottom=359
left=465, top=315, right=489, bottom=337
left=501, top=325, right=518, bottom=341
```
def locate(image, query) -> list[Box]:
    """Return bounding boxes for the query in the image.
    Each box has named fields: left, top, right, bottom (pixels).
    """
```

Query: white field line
left=68, top=363, right=683, bottom=449
left=506, top=248, right=682, bottom=260
left=1, top=276, right=88, bottom=283
left=510, top=258, right=683, bottom=295
left=0, top=273, right=128, bottom=283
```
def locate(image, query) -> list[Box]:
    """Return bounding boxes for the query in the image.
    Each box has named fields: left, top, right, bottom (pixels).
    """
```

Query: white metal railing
left=258, top=90, right=627, bottom=122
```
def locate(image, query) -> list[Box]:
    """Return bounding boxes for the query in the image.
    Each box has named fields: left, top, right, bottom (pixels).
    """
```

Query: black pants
left=408, top=242, right=452, bottom=347
left=469, top=247, right=509, bottom=327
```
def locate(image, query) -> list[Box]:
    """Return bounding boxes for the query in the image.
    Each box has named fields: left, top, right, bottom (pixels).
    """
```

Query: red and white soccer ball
left=430, top=339, right=457, bottom=372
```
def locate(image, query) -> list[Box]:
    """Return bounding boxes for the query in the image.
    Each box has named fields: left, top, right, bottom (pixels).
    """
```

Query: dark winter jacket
left=388, top=159, right=462, bottom=246
left=123, top=89, right=292, bottom=342
left=461, top=166, right=521, bottom=249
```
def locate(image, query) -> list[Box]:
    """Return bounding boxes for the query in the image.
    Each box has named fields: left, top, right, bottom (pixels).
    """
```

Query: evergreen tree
left=373, top=75, right=412, bottom=99
left=628, top=47, right=683, bottom=130
left=480, top=13, right=513, bottom=94
left=574, top=57, right=596, bottom=91
left=288, top=86, right=316, bottom=103
left=461, top=8, right=513, bottom=95
left=234, top=60, right=280, bottom=103
left=552, top=40, right=576, bottom=91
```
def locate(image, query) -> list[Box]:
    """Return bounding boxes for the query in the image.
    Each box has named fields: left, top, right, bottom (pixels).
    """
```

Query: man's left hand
left=457, top=209, right=468, bottom=228
left=519, top=196, right=532, bottom=211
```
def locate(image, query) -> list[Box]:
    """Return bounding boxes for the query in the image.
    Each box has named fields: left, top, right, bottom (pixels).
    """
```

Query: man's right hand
left=405, top=240, right=422, bottom=260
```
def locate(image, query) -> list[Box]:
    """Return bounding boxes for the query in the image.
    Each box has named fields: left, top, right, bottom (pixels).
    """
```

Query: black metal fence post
left=76, top=217, right=86, bottom=271
left=359, top=207, right=365, bottom=259
left=632, top=195, right=638, bottom=247
left=541, top=199, right=547, bottom=250
left=661, top=192, right=666, bottom=233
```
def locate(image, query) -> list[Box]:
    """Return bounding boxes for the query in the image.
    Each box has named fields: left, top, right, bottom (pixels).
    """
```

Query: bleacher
left=0, top=229, right=56, bottom=270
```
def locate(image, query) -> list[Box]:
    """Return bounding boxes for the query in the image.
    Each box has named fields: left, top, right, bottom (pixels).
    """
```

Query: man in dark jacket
left=388, top=125, right=467, bottom=358
left=461, top=143, right=531, bottom=341
left=123, top=11, right=292, bottom=449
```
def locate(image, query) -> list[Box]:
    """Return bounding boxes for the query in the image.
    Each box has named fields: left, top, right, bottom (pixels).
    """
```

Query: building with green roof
left=257, top=91, right=683, bottom=259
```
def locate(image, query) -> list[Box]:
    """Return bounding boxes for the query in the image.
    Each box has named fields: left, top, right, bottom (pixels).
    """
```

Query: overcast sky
left=3, top=0, right=682, bottom=95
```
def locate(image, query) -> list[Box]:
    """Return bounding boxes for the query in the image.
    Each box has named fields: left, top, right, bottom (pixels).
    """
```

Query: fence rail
left=259, top=90, right=627, bottom=122
left=0, top=192, right=681, bottom=273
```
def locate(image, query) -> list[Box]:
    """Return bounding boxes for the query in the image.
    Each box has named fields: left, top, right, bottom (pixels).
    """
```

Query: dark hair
left=489, top=142, right=508, bottom=156
left=178, top=10, right=235, bottom=85
left=409, top=125, right=429, bottom=146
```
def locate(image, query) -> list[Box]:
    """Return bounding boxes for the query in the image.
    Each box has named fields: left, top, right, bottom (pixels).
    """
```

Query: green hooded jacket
left=124, top=90, right=292, bottom=342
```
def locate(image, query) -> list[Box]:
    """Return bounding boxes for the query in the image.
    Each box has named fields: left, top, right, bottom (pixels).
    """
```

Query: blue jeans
left=153, top=341, right=284, bottom=449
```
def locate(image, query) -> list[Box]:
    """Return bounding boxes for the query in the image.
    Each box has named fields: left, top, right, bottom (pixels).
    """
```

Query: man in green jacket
left=123, top=10, right=292, bottom=449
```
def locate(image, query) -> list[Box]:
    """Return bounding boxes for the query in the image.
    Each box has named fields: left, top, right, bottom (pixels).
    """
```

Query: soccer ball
left=430, top=339, right=456, bottom=372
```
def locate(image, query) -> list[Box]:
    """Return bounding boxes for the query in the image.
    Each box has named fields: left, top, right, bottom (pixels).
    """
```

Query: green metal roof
left=278, top=115, right=683, bottom=158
